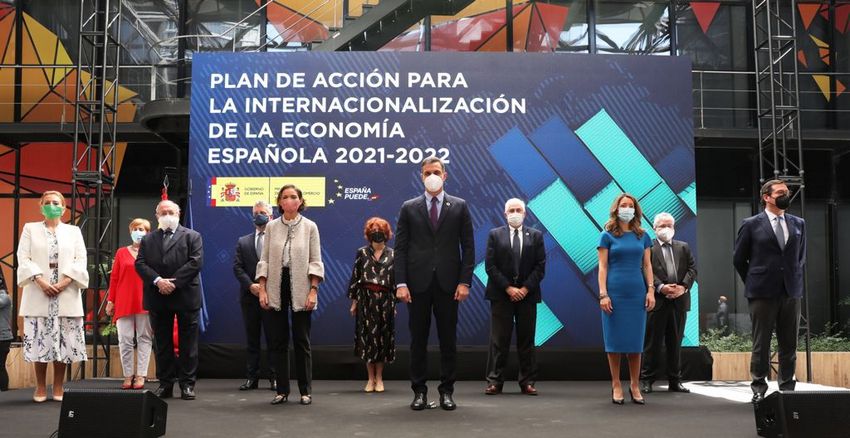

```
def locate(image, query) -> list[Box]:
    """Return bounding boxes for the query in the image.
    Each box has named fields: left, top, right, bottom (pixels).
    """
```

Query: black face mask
left=253, top=213, right=270, bottom=226
left=369, top=231, right=386, bottom=243
left=774, top=194, right=791, bottom=210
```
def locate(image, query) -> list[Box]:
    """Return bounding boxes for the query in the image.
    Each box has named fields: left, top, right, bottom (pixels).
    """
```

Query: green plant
left=100, top=319, right=117, bottom=338
left=701, top=324, right=850, bottom=352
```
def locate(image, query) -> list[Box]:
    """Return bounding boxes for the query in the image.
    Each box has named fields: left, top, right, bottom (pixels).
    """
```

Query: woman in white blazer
left=17, top=191, right=89, bottom=403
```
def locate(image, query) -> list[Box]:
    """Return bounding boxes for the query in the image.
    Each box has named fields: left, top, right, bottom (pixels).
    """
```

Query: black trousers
left=266, top=271, right=312, bottom=396
left=149, top=309, right=200, bottom=388
left=485, top=299, right=537, bottom=387
left=408, top=275, right=458, bottom=395
left=749, top=296, right=801, bottom=395
left=0, top=340, right=10, bottom=391
left=640, top=301, right=686, bottom=383
left=240, top=296, right=276, bottom=380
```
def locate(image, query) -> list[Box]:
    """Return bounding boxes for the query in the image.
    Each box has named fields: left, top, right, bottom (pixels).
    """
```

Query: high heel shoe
left=364, top=380, right=375, bottom=392
left=122, top=376, right=134, bottom=390
left=374, top=381, right=385, bottom=393
left=132, top=376, right=147, bottom=390
left=270, top=394, right=288, bottom=405
left=33, top=392, right=47, bottom=403
left=629, top=388, right=645, bottom=405
left=611, top=389, right=624, bottom=405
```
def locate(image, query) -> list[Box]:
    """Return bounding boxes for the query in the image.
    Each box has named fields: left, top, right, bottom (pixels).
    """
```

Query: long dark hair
left=603, top=193, right=644, bottom=238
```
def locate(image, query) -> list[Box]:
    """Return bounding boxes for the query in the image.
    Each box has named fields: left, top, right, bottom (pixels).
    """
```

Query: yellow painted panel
left=813, top=74, right=831, bottom=101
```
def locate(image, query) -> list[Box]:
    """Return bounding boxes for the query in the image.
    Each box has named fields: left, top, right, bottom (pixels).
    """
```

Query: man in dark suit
left=733, top=179, right=806, bottom=404
left=136, top=200, right=204, bottom=400
left=395, top=156, right=474, bottom=411
left=639, top=212, right=697, bottom=394
left=232, top=200, right=276, bottom=391
left=484, top=198, right=545, bottom=396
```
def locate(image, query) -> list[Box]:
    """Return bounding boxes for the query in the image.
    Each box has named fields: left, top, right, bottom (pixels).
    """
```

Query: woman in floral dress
left=17, top=191, right=88, bottom=402
left=348, top=217, right=396, bottom=393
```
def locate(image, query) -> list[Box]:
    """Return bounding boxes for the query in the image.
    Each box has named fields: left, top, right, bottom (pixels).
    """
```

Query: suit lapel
left=758, top=212, right=782, bottom=251
left=418, top=195, right=435, bottom=233
left=163, top=226, right=181, bottom=253
left=651, top=242, right=665, bottom=276
left=436, top=195, right=451, bottom=231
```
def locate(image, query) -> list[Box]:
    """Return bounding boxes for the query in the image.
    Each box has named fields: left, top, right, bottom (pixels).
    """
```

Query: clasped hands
left=660, top=284, right=686, bottom=299
left=36, top=276, right=71, bottom=297
left=506, top=286, right=528, bottom=302
left=155, top=277, right=177, bottom=295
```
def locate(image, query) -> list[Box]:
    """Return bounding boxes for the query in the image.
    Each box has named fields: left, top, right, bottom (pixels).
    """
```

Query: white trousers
left=116, top=314, right=153, bottom=378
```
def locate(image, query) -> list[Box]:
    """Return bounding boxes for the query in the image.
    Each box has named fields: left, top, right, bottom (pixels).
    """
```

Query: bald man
left=135, top=200, right=204, bottom=400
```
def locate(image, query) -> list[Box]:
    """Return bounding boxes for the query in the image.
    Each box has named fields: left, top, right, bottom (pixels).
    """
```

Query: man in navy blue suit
left=733, top=179, right=806, bottom=404
left=483, top=198, right=545, bottom=396
left=395, top=156, right=475, bottom=411
left=233, top=200, right=276, bottom=392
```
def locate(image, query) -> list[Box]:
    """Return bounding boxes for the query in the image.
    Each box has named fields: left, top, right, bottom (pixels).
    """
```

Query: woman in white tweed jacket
left=258, top=184, right=324, bottom=406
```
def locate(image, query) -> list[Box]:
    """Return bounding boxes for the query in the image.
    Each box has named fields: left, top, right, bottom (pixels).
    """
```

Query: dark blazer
left=233, top=231, right=260, bottom=303
left=394, top=193, right=475, bottom=294
left=135, top=225, right=204, bottom=311
left=651, top=239, right=697, bottom=312
left=733, top=211, right=806, bottom=299
left=484, top=226, right=546, bottom=303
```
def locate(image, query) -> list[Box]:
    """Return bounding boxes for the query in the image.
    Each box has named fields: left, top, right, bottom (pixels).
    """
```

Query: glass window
left=185, top=0, right=261, bottom=57
left=594, top=0, right=671, bottom=55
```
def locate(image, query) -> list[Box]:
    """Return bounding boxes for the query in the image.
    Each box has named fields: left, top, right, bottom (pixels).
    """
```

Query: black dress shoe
left=751, top=393, right=765, bottom=404
left=180, top=386, right=196, bottom=400
left=269, top=379, right=277, bottom=391
left=439, top=393, right=456, bottom=411
left=668, top=382, right=690, bottom=393
left=410, top=393, right=427, bottom=411
left=153, top=385, right=173, bottom=399
left=639, top=380, right=653, bottom=394
left=239, top=379, right=259, bottom=390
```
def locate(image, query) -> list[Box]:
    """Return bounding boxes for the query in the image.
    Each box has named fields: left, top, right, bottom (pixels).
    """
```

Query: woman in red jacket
left=106, top=219, right=153, bottom=389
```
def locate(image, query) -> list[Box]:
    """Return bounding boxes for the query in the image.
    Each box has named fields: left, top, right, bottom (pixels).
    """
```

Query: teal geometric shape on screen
left=473, top=261, right=488, bottom=285
left=640, top=183, right=686, bottom=223
left=576, top=109, right=662, bottom=199
left=535, top=301, right=563, bottom=346
left=641, top=217, right=656, bottom=240
left=529, top=179, right=601, bottom=274
left=584, top=181, right=622, bottom=227
left=678, top=182, right=697, bottom=214
left=474, top=260, right=565, bottom=347
left=682, top=282, right=700, bottom=347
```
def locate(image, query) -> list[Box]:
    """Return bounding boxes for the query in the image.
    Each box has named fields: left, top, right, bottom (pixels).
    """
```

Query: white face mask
left=424, top=174, right=443, bottom=193
left=131, top=230, right=147, bottom=243
left=507, top=212, right=524, bottom=228
left=656, top=227, right=674, bottom=242
left=617, top=207, right=635, bottom=223
left=158, top=214, right=179, bottom=231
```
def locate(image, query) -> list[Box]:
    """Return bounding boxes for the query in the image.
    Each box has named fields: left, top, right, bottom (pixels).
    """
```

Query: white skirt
left=22, top=296, right=87, bottom=363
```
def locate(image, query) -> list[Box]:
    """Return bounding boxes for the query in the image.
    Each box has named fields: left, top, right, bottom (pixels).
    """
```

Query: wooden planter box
left=712, top=351, right=850, bottom=388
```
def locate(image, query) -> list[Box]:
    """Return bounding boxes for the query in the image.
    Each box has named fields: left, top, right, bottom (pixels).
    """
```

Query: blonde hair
left=128, top=218, right=151, bottom=232
left=40, top=191, right=66, bottom=207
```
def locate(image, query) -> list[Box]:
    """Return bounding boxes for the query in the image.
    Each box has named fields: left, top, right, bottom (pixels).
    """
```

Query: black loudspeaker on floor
left=754, top=390, right=850, bottom=438
left=58, top=388, right=168, bottom=438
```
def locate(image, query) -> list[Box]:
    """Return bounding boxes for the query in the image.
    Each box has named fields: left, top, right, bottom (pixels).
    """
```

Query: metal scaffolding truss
left=71, top=0, right=124, bottom=378
left=751, top=0, right=811, bottom=381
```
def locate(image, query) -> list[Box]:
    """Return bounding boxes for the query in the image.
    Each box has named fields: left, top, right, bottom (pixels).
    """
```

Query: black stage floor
left=1, top=379, right=772, bottom=437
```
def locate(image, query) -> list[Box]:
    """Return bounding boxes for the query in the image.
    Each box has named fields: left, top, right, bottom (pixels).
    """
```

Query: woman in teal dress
left=597, top=193, right=655, bottom=405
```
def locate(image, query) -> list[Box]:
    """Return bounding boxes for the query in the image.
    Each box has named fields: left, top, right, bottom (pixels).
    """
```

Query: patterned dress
left=348, top=246, right=396, bottom=363
left=22, top=227, right=87, bottom=363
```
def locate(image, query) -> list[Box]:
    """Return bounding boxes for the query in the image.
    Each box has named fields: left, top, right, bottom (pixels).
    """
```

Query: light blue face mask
left=617, top=207, right=635, bottom=223
left=131, top=230, right=146, bottom=243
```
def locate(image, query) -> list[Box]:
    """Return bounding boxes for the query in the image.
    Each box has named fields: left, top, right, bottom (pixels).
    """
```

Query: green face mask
left=41, top=204, right=64, bottom=219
